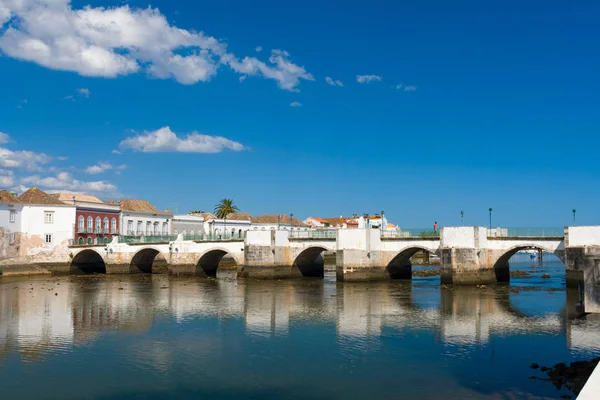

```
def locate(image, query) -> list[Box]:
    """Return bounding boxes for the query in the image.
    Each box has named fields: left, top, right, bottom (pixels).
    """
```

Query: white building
left=17, top=188, right=76, bottom=259
left=0, top=190, right=23, bottom=260
left=171, top=214, right=205, bottom=236
left=119, top=200, right=173, bottom=237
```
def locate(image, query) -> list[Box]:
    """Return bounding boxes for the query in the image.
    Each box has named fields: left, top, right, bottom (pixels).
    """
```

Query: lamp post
left=461, top=210, right=464, bottom=225
left=488, top=208, right=493, bottom=230
left=573, top=209, right=576, bottom=225
left=381, top=210, right=385, bottom=234
left=224, top=215, right=227, bottom=238
left=277, top=214, right=281, bottom=230
left=290, top=213, right=294, bottom=231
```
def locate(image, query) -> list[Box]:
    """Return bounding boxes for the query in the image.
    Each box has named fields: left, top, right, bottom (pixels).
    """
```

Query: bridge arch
left=386, top=245, right=438, bottom=279
left=492, top=243, right=565, bottom=283
left=130, top=247, right=168, bottom=274
left=196, top=247, right=239, bottom=277
left=71, top=249, right=106, bottom=274
left=293, top=246, right=332, bottom=278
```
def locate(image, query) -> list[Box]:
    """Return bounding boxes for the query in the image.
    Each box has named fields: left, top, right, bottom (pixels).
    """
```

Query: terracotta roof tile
left=191, top=212, right=217, bottom=220
left=225, top=212, right=256, bottom=222
left=18, top=188, right=67, bottom=205
left=120, top=199, right=173, bottom=215
left=0, top=190, right=21, bottom=204
left=53, top=193, right=103, bottom=203
left=253, top=214, right=308, bottom=227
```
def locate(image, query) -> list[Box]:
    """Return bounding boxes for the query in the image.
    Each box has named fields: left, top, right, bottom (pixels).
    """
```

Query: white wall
left=441, top=226, right=481, bottom=249
left=206, top=219, right=251, bottom=236
left=120, top=212, right=172, bottom=236
left=20, top=204, right=76, bottom=256
left=567, top=226, right=600, bottom=247
left=0, top=203, right=23, bottom=232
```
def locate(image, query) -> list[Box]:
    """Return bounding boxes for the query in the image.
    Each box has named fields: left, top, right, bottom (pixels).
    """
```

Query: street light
left=381, top=210, right=385, bottom=233
left=573, top=209, right=577, bottom=225
left=488, top=208, right=493, bottom=230
left=277, top=214, right=281, bottom=230
left=461, top=210, right=464, bottom=225
left=290, top=213, right=294, bottom=231
left=224, top=215, right=227, bottom=238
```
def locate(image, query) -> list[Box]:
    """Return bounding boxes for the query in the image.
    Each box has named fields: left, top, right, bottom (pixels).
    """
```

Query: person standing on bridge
left=433, top=221, right=438, bottom=233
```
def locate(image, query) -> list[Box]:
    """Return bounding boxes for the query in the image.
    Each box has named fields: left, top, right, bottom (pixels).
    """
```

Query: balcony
left=86, top=228, right=94, bottom=233
left=77, top=227, right=86, bottom=233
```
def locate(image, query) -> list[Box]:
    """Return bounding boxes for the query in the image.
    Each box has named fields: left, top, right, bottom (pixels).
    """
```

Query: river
left=0, top=258, right=598, bottom=399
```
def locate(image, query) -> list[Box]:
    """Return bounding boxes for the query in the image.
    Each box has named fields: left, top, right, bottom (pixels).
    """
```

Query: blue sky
left=0, top=0, right=599, bottom=227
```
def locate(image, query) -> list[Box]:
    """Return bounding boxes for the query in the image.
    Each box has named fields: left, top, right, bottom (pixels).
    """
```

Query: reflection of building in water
left=244, top=282, right=291, bottom=336
left=0, top=283, right=75, bottom=362
left=439, top=287, right=565, bottom=346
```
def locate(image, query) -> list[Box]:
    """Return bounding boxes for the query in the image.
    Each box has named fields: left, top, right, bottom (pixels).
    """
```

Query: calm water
left=0, top=258, right=598, bottom=400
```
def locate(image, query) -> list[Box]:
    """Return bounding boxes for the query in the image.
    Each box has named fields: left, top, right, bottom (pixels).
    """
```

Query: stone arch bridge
left=62, top=226, right=600, bottom=288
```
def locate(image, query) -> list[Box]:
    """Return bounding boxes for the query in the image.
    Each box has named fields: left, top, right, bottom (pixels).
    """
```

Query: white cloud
left=0, top=132, right=9, bottom=144
left=77, top=87, right=90, bottom=97
left=396, top=84, right=402, bottom=90
left=0, top=146, right=52, bottom=171
left=0, top=1, right=312, bottom=91
left=404, top=85, right=417, bottom=91
left=356, top=74, right=382, bottom=84
left=57, top=156, right=68, bottom=161
left=85, top=162, right=111, bottom=174
left=290, top=101, right=301, bottom=107
left=224, top=49, right=314, bottom=92
left=119, top=126, right=246, bottom=153
left=255, top=46, right=262, bottom=52
left=325, top=76, right=343, bottom=87
left=0, top=170, right=14, bottom=187
left=85, top=162, right=126, bottom=174
left=21, top=172, right=118, bottom=195
left=111, top=149, right=121, bottom=155
left=239, top=75, right=247, bottom=82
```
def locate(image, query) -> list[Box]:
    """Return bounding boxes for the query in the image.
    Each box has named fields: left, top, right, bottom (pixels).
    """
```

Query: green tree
left=189, top=210, right=205, bottom=214
left=213, top=199, right=239, bottom=219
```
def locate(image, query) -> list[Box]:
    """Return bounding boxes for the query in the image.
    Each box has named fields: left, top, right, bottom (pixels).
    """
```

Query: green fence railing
left=185, top=233, right=245, bottom=241
left=289, top=230, right=337, bottom=239
left=122, top=235, right=177, bottom=244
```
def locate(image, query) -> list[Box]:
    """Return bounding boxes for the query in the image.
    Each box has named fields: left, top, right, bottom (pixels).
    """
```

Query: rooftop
left=0, top=190, right=21, bottom=204
left=120, top=199, right=173, bottom=215
left=53, top=193, right=105, bottom=204
left=18, top=188, right=67, bottom=205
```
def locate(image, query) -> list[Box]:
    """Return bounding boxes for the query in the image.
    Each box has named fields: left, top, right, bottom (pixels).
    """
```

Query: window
left=137, top=221, right=143, bottom=234
left=127, top=220, right=133, bottom=234
left=87, top=216, right=93, bottom=232
left=45, top=211, right=54, bottom=224
left=103, top=217, right=109, bottom=233
left=87, top=237, right=93, bottom=244
left=78, top=216, right=84, bottom=232
left=78, top=237, right=84, bottom=245
left=112, top=218, right=117, bottom=234
left=44, top=234, right=53, bottom=243
left=154, top=222, right=159, bottom=235
left=162, top=222, right=168, bottom=235
left=9, top=210, right=16, bottom=223
left=146, top=221, right=152, bottom=235
left=95, top=217, right=101, bottom=233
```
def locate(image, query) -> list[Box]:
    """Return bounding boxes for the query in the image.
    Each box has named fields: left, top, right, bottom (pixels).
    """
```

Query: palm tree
left=189, top=210, right=205, bottom=214
left=214, top=199, right=239, bottom=219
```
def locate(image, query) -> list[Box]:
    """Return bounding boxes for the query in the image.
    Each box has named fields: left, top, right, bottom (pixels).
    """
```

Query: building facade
left=119, top=200, right=173, bottom=237
left=172, top=214, right=205, bottom=236
left=0, top=190, right=23, bottom=260
left=18, top=188, right=76, bottom=259
left=54, top=194, right=120, bottom=245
